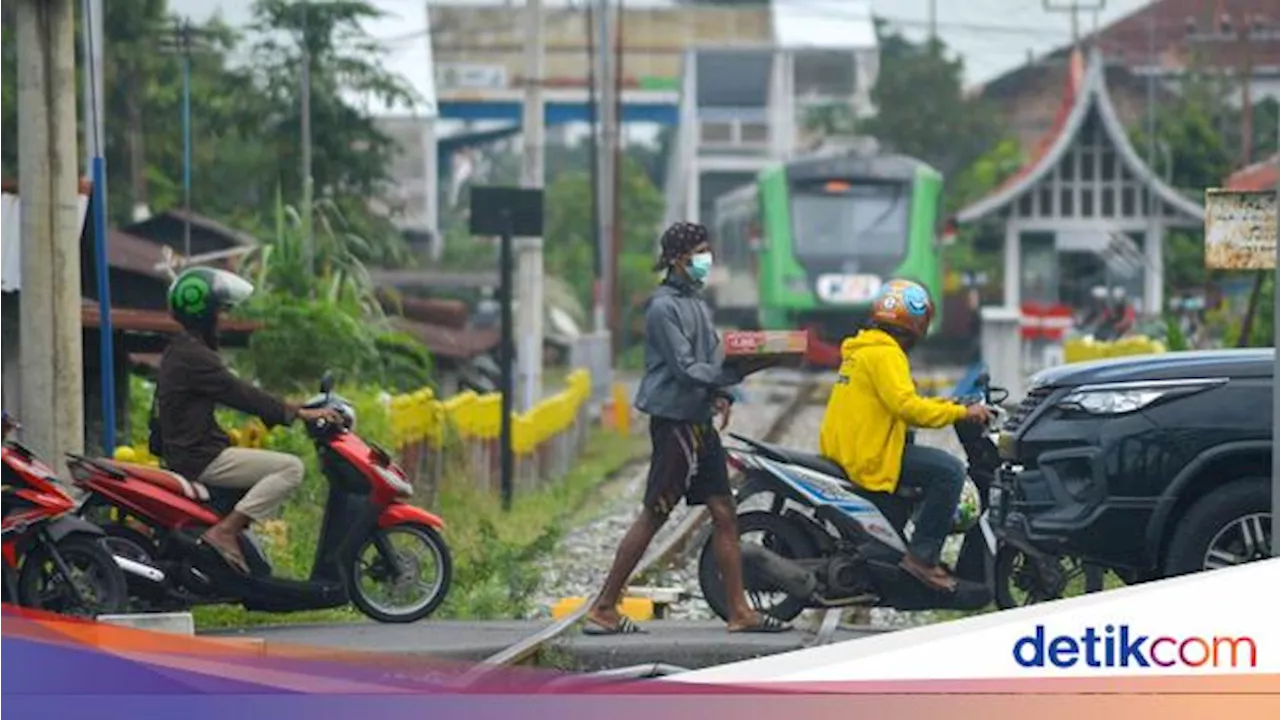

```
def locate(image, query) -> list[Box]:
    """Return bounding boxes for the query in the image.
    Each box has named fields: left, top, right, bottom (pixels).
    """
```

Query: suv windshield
left=790, top=182, right=909, bottom=260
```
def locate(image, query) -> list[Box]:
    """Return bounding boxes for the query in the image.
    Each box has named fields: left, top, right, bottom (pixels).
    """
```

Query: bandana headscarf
left=653, top=221, right=710, bottom=271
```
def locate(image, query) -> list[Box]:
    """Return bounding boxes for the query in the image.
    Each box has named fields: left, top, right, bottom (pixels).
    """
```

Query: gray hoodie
left=633, top=274, right=741, bottom=424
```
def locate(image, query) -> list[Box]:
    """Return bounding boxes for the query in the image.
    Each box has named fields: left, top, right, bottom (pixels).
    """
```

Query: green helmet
left=167, top=267, right=254, bottom=327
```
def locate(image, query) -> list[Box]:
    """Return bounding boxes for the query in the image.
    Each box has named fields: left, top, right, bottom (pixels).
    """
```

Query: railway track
left=453, top=373, right=855, bottom=686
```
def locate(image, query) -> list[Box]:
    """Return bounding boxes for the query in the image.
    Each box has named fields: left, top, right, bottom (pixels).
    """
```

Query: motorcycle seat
left=105, top=461, right=212, bottom=504
left=729, top=434, right=925, bottom=501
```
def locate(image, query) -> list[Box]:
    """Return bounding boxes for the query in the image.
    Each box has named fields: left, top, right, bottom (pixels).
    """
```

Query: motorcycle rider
left=818, top=279, right=992, bottom=593
left=155, top=267, right=339, bottom=575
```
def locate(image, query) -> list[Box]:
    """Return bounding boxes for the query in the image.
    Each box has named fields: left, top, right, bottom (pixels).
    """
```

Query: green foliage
left=0, top=0, right=422, bottom=241
left=246, top=0, right=420, bottom=205
left=373, top=331, right=434, bottom=394
left=1164, top=315, right=1189, bottom=352
left=861, top=31, right=1004, bottom=178
left=542, top=153, right=665, bottom=340
left=234, top=294, right=382, bottom=395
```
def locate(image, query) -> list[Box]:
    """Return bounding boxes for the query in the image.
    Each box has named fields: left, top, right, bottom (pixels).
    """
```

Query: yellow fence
left=386, top=368, right=592, bottom=455
left=114, top=370, right=596, bottom=496
left=1063, top=336, right=1167, bottom=364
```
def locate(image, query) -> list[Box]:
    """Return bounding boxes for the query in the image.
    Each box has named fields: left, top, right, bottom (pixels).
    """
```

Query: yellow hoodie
left=818, top=328, right=968, bottom=493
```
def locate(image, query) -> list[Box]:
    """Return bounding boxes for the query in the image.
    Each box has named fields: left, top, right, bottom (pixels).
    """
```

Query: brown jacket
left=155, top=331, right=294, bottom=480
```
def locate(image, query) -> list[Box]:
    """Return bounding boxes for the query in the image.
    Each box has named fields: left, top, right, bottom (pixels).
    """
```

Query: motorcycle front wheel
left=993, top=545, right=1104, bottom=609
left=348, top=522, right=452, bottom=623
left=17, top=535, right=128, bottom=617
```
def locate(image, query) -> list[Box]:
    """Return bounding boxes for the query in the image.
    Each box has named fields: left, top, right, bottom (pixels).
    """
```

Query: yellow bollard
left=551, top=595, right=654, bottom=622
left=611, top=382, right=630, bottom=435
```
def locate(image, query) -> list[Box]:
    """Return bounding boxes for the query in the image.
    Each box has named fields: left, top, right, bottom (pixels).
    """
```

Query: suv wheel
left=1164, top=477, right=1272, bottom=577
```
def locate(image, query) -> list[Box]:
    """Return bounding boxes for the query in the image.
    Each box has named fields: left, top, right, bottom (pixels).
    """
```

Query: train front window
left=790, top=182, right=909, bottom=259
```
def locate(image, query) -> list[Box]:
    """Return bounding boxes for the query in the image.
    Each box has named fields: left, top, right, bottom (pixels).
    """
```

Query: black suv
left=991, top=348, right=1273, bottom=598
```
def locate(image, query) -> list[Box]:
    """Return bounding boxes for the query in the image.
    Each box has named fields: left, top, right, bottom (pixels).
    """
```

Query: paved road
left=203, top=619, right=888, bottom=671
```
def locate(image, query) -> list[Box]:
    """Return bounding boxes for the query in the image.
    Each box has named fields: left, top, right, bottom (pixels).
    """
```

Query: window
left=789, top=182, right=910, bottom=259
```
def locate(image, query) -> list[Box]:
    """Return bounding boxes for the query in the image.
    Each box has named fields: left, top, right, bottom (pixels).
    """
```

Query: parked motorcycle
left=69, top=373, right=453, bottom=623
left=697, top=374, right=1009, bottom=621
left=2, top=412, right=130, bottom=617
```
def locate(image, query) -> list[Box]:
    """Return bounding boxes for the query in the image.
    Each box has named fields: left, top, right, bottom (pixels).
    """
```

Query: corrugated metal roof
left=1226, top=154, right=1280, bottom=192
left=772, top=0, right=877, bottom=50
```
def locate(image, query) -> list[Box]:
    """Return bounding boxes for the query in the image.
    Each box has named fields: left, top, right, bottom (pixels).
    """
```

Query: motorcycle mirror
left=320, top=372, right=334, bottom=396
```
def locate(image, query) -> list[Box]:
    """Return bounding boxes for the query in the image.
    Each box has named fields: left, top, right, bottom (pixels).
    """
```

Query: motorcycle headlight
left=1056, top=379, right=1225, bottom=416
left=373, top=464, right=413, bottom=498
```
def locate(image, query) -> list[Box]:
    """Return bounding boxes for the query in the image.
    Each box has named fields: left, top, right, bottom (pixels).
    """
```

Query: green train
left=709, top=150, right=945, bottom=355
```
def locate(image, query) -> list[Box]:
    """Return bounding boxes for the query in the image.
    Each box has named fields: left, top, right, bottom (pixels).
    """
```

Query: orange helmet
left=868, top=279, right=934, bottom=339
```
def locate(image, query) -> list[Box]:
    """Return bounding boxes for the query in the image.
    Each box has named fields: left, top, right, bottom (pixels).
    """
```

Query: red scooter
left=2, top=411, right=130, bottom=616
left=69, top=374, right=453, bottom=623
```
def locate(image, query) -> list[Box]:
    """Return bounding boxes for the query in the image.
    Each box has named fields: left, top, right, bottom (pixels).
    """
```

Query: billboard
left=1204, top=188, right=1277, bottom=270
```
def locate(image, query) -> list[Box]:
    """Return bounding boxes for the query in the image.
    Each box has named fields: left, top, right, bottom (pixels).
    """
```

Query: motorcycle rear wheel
left=698, top=511, right=818, bottom=623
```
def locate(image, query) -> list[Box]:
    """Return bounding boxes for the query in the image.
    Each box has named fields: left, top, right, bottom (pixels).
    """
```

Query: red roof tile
left=1225, top=154, right=1279, bottom=191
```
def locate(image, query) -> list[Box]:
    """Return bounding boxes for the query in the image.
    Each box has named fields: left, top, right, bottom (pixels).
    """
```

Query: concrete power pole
left=595, top=0, right=616, bottom=338
left=516, top=0, right=546, bottom=412
left=17, top=0, right=84, bottom=471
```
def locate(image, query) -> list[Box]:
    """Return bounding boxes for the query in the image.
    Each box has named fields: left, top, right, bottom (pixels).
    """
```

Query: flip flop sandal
left=729, top=614, right=792, bottom=633
left=899, top=560, right=958, bottom=594
left=198, top=538, right=251, bottom=576
left=582, top=616, right=647, bottom=635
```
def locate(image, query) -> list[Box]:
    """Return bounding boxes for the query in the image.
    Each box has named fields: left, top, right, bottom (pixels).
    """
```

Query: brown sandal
left=899, top=558, right=958, bottom=593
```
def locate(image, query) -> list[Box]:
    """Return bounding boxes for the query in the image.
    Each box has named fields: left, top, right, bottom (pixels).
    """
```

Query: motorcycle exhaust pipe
left=741, top=544, right=817, bottom=599
left=114, top=555, right=165, bottom=584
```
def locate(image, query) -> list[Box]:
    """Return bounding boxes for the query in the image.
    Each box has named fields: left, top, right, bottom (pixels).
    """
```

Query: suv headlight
left=1057, top=378, right=1226, bottom=416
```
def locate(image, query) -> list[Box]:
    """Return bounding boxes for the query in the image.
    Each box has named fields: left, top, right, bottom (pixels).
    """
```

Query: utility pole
left=595, top=0, right=616, bottom=339
left=160, top=19, right=211, bottom=259
left=1042, top=1, right=1105, bottom=48
left=81, top=0, right=115, bottom=455
left=79, top=0, right=103, bottom=172
left=17, top=0, right=83, bottom=472
left=516, top=0, right=546, bottom=412
left=928, top=0, right=937, bottom=46
left=1272, top=113, right=1279, bottom=558
left=610, top=0, right=624, bottom=358
left=300, top=0, right=315, bottom=277
left=585, top=2, right=604, bottom=335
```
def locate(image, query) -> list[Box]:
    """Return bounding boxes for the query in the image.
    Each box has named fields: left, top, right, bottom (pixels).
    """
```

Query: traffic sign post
left=1204, top=186, right=1278, bottom=557
left=469, top=186, right=544, bottom=512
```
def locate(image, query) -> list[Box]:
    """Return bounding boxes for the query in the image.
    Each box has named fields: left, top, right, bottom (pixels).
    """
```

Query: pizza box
left=722, top=330, right=808, bottom=376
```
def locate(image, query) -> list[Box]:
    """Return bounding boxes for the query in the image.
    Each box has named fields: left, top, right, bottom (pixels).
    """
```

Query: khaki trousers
left=197, top=448, right=305, bottom=521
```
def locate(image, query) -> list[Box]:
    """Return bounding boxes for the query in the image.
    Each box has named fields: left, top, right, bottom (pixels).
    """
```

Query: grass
left=192, top=426, right=650, bottom=629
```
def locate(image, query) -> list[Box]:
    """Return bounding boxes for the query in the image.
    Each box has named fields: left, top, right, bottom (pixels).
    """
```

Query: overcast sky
left=170, top=0, right=1155, bottom=91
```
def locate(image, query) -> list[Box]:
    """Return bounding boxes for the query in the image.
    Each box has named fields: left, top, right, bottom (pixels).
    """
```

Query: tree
left=247, top=1, right=419, bottom=227
left=859, top=30, right=1004, bottom=180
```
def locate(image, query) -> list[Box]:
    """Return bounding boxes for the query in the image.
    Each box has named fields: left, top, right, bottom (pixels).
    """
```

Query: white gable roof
left=956, top=47, right=1203, bottom=225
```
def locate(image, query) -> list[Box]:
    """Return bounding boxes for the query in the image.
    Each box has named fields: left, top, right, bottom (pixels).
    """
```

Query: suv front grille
left=1003, top=386, right=1053, bottom=433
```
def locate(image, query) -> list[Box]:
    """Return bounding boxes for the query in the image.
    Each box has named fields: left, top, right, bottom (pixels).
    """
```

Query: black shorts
left=643, top=416, right=731, bottom=515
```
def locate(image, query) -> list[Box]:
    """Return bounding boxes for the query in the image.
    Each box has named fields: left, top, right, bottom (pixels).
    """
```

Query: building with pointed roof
left=954, top=46, right=1205, bottom=319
